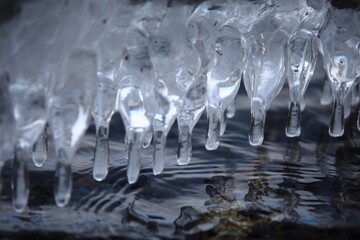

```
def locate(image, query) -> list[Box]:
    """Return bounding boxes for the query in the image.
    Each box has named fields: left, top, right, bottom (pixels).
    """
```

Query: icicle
left=32, top=126, right=48, bottom=167
left=93, top=125, right=110, bottom=181
left=142, top=127, right=153, bottom=148
left=0, top=72, right=16, bottom=195
left=249, top=99, right=266, bottom=146
left=205, top=23, right=243, bottom=149
left=12, top=144, right=29, bottom=213
left=286, top=28, right=319, bottom=138
left=176, top=77, right=206, bottom=166
left=329, top=88, right=345, bottom=137
left=205, top=106, right=221, bottom=150
left=286, top=102, right=301, bottom=137
left=49, top=49, right=97, bottom=207
left=177, top=114, right=193, bottom=166
left=126, top=129, right=145, bottom=184
left=153, top=121, right=167, bottom=175
left=117, top=85, right=151, bottom=182
left=54, top=149, right=72, bottom=207
left=150, top=85, right=181, bottom=175
left=91, top=82, right=116, bottom=181
left=321, top=79, right=332, bottom=105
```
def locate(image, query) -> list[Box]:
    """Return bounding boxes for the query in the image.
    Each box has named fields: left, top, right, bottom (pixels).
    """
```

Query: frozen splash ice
left=0, top=0, right=360, bottom=213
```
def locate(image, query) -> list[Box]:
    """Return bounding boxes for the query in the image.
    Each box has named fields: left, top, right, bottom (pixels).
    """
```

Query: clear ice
left=0, top=0, right=359, bottom=211
left=318, top=7, right=360, bottom=137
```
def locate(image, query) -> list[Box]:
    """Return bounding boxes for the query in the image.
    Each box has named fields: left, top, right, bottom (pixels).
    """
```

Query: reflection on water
left=1, top=69, right=360, bottom=239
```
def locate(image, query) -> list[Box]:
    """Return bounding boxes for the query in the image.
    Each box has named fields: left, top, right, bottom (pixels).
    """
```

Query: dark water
left=1, top=63, right=360, bottom=239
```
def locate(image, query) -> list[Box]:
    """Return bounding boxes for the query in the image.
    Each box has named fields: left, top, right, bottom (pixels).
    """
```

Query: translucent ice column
left=173, top=5, right=206, bottom=166
left=92, top=82, right=116, bottom=182
left=115, top=0, right=162, bottom=183
left=148, top=3, right=204, bottom=167
left=115, top=40, right=155, bottom=184
left=205, top=25, right=243, bottom=150
left=116, top=81, right=151, bottom=184
left=243, top=5, right=299, bottom=146
left=9, top=82, right=47, bottom=212
left=318, top=8, right=360, bottom=137
left=89, top=1, right=135, bottom=181
left=3, top=2, right=56, bottom=211
left=187, top=0, right=233, bottom=150
left=285, top=0, right=327, bottom=137
left=48, top=50, right=97, bottom=207
left=0, top=73, right=15, bottom=197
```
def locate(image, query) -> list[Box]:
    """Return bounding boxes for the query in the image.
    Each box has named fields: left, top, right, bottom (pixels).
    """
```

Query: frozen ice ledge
left=0, top=0, right=359, bottom=212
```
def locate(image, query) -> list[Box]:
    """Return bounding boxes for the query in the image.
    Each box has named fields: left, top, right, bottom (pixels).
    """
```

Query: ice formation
left=0, top=0, right=359, bottom=211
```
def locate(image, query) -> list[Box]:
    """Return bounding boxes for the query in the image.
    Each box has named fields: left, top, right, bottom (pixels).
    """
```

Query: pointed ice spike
left=117, top=86, right=150, bottom=179
left=54, top=149, right=72, bottom=207
left=329, top=94, right=345, bottom=137
left=249, top=99, right=266, bottom=146
left=142, top=127, right=153, bottom=148
left=286, top=102, right=301, bottom=137
left=93, top=125, right=110, bottom=181
left=93, top=139, right=109, bottom=181
left=177, top=116, right=193, bottom=166
left=126, top=130, right=145, bottom=184
left=344, top=94, right=351, bottom=119
left=54, top=161, right=72, bottom=207
left=321, top=79, right=332, bottom=105
left=205, top=106, right=221, bottom=150
left=32, top=126, right=48, bottom=167
left=153, top=127, right=166, bottom=175
left=12, top=145, right=29, bottom=213
left=220, top=110, right=227, bottom=136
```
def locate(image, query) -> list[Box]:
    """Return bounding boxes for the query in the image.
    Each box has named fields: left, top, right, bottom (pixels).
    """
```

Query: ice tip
left=328, top=128, right=344, bottom=138
left=285, top=127, right=301, bottom=138
left=93, top=173, right=107, bottom=182
left=34, top=162, right=43, bottom=167
left=249, top=135, right=264, bottom=146
left=55, top=196, right=70, bottom=208
left=205, top=141, right=219, bottom=151
left=153, top=165, right=164, bottom=175
left=127, top=175, right=138, bottom=184
left=177, top=158, right=190, bottom=166
left=13, top=203, right=27, bottom=213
